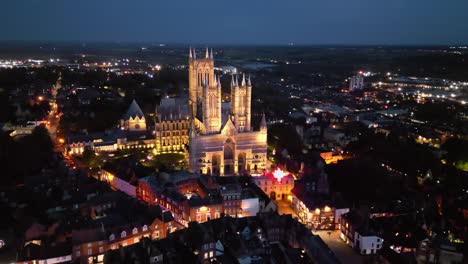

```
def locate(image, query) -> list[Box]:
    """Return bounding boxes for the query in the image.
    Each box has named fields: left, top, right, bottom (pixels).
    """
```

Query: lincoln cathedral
left=187, top=48, right=267, bottom=175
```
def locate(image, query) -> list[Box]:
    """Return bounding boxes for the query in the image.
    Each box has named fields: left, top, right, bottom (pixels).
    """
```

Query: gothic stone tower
left=231, top=73, right=252, bottom=132
left=188, top=48, right=221, bottom=133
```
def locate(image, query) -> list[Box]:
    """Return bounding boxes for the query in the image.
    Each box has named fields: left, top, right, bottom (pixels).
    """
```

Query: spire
left=247, top=74, right=252, bottom=86
left=210, top=48, right=213, bottom=59
left=217, top=75, right=221, bottom=87
left=193, top=48, right=196, bottom=59
left=260, top=113, right=267, bottom=131
left=214, top=74, right=217, bottom=86
left=241, top=73, right=246, bottom=86
left=189, top=47, right=192, bottom=58
left=231, top=75, right=235, bottom=87
left=205, top=47, right=209, bottom=59
left=235, top=74, right=239, bottom=87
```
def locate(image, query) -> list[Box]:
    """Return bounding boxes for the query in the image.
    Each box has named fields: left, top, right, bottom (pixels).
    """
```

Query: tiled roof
left=123, top=99, right=145, bottom=120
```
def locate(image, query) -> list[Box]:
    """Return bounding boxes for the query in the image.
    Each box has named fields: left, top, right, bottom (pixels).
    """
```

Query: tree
left=0, top=125, right=54, bottom=186
left=186, top=221, right=204, bottom=250
left=81, top=147, right=101, bottom=169
left=441, top=138, right=468, bottom=171
left=31, top=125, right=53, bottom=152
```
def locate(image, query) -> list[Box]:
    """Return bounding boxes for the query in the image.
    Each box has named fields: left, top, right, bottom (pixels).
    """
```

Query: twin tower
left=188, top=47, right=252, bottom=134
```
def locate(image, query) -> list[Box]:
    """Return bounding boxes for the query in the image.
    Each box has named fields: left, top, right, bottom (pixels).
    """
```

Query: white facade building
left=349, top=75, right=364, bottom=92
left=340, top=212, right=384, bottom=255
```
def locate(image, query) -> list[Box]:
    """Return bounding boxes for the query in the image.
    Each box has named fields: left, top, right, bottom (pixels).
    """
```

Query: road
left=314, top=230, right=365, bottom=264
left=275, top=199, right=297, bottom=217
left=274, top=199, right=365, bottom=264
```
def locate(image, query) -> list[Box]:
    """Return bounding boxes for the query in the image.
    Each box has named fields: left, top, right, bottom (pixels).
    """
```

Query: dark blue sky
left=1, top=0, right=468, bottom=45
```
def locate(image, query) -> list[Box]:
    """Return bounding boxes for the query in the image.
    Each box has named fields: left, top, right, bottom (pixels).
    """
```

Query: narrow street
left=275, top=199, right=297, bottom=217
left=275, top=199, right=364, bottom=264
left=315, top=230, right=365, bottom=264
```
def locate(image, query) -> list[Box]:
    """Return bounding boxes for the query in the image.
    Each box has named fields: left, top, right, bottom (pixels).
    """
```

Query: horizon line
left=0, top=40, right=467, bottom=48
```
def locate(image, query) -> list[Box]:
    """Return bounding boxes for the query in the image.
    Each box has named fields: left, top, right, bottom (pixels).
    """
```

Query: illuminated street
left=275, top=199, right=297, bottom=217
left=315, top=230, right=365, bottom=264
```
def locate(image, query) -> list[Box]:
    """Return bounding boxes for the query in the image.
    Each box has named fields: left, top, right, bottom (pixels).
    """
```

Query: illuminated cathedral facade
left=188, top=48, right=267, bottom=175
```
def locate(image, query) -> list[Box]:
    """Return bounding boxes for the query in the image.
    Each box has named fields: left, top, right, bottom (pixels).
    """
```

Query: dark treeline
left=0, top=125, right=54, bottom=186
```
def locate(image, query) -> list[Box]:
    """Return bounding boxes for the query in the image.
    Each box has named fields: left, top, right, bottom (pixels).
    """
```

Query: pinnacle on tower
left=210, top=48, right=214, bottom=59
left=189, top=47, right=192, bottom=58
left=193, top=48, right=196, bottom=59
left=231, top=75, right=235, bottom=87
left=241, top=73, right=246, bottom=86
left=235, top=74, right=239, bottom=87
left=205, top=47, right=209, bottom=59
left=260, top=112, right=267, bottom=131
left=214, top=74, right=217, bottom=86
left=247, top=74, right=252, bottom=86
left=190, top=119, right=197, bottom=137
left=217, top=75, right=221, bottom=87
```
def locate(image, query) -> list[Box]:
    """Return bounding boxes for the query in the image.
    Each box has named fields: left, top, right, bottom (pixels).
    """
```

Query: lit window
left=142, top=225, right=148, bottom=232
left=121, top=231, right=127, bottom=238
left=132, top=228, right=138, bottom=235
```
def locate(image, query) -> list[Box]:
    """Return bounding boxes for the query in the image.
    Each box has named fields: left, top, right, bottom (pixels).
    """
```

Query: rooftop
left=123, top=99, right=145, bottom=120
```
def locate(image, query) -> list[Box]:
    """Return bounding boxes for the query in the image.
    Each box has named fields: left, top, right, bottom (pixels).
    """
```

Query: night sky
left=1, top=0, right=468, bottom=45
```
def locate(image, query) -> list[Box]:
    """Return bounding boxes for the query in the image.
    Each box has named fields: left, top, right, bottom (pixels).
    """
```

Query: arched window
left=121, top=231, right=127, bottom=238
left=109, top=234, right=115, bottom=241
left=142, top=225, right=148, bottom=232
left=132, top=228, right=138, bottom=235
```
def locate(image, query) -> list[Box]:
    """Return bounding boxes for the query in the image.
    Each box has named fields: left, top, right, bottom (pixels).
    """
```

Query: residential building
left=340, top=211, right=384, bottom=255
left=291, top=177, right=335, bottom=230
left=252, top=167, right=295, bottom=200
left=349, top=75, right=364, bottom=92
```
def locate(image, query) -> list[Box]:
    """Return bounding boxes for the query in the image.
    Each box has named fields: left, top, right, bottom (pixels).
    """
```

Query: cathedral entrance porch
left=223, top=138, right=235, bottom=175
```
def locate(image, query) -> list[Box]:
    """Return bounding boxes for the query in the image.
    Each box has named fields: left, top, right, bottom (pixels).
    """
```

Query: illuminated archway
left=224, top=138, right=235, bottom=175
